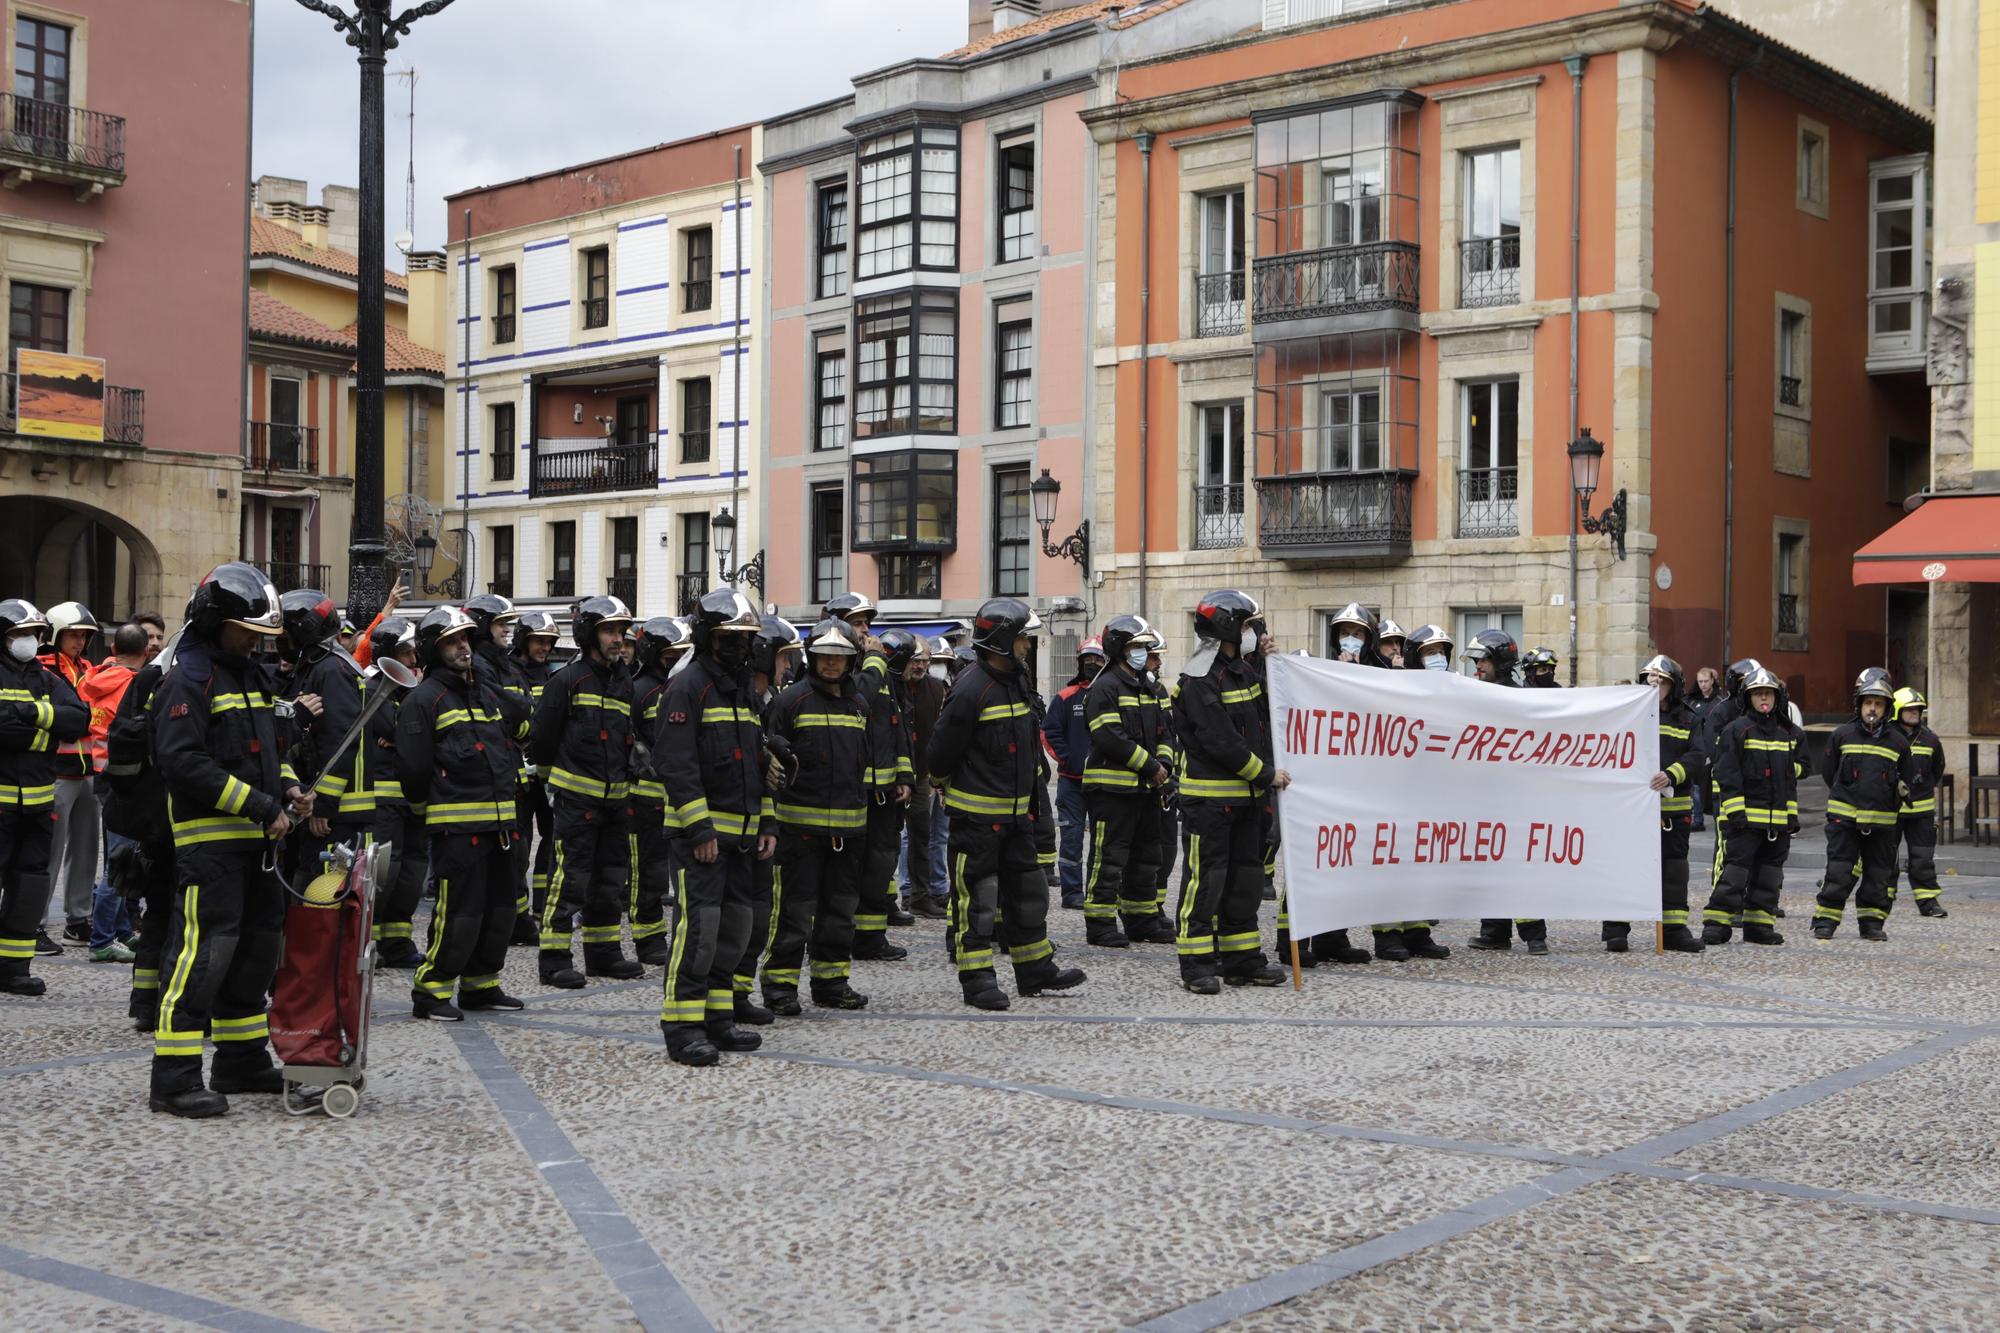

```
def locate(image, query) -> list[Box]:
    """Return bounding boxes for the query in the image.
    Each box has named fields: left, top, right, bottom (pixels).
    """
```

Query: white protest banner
left=1266, top=655, right=1662, bottom=936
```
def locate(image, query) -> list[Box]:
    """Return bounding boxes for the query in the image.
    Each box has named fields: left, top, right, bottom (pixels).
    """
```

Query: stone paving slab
left=0, top=1271, right=196, bottom=1330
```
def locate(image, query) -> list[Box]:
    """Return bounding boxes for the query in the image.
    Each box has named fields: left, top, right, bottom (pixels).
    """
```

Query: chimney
left=320, top=184, right=362, bottom=255
left=967, top=0, right=993, bottom=43
left=992, top=0, right=1043, bottom=32
left=403, top=250, right=449, bottom=356
left=297, top=204, right=332, bottom=249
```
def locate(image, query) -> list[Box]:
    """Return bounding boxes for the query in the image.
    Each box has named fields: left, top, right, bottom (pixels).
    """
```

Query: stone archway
left=0, top=494, right=164, bottom=621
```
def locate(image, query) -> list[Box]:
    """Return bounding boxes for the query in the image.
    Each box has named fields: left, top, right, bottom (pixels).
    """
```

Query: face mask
left=929, top=663, right=948, bottom=681
left=1124, top=647, right=1148, bottom=670
left=7, top=634, right=37, bottom=662
left=715, top=636, right=750, bottom=668
left=1338, top=635, right=1364, bottom=656
left=1240, top=628, right=1258, bottom=654
left=1422, top=654, right=1450, bottom=672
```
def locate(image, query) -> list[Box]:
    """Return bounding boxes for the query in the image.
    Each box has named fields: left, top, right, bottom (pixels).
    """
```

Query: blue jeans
left=1689, top=782, right=1707, bottom=831
left=92, top=829, right=136, bottom=949
left=930, top=801, right=949, bottom=894
left=1056, top=777, right=1088, bottom=902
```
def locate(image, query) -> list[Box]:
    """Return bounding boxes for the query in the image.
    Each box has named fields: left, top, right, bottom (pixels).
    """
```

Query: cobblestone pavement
left=2, top=869, right=1997, bottom=1331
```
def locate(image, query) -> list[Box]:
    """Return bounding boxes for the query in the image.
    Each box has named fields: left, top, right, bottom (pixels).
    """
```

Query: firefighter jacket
left=1821, top=718, right=1916, bottom=829
left=396, top=664, right=529, bottom=832
left=1041, top=671, right=1094, bottom=781
left=1898, top=722, right=1946, bottom=818
left=865, top=675, right=914, bottom=791
left=479, top=641, right=533, bottom=784
left=373, top=691, right=412, bottom=810
left=1713, top=710, right=1802, bottom=832
left=630, top=665, right=672, bottom=810
left=529, top=654, right=633, bottom=805
left=0, top=650, right=86, bottom=808
left=35, top=649, right=93, bottom=779
left=151, top=641, right=295, bottom=850
left=101, top=662, right=170, bottom=848
left=767, top=674, right=870, bottom=835
left=1658, top=696, right=1710, bottom=819
left=1171, top=652, right=1270, bottom=805
left=516, top=654, right=554, bottom=708
left=654, top=654, right=772, bottom=842
left=299, top=650, right=394, bottom=825
left=927, top=660, right=1041, bottom=825
left=1084, top=662, right=1169, bottom=795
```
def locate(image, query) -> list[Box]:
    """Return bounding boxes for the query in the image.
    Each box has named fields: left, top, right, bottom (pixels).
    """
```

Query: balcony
left=680, top=429, right=711, bottom=464
left=1253, top=241, right=1419, bottom=327
left=1, top=94, right=126, bottom=197
left=583, top=296, right=609, bottom=330
left=1778, top=592, right=1800, bottom=636
left=2, top=373, right=144, bottom=445
left=1194, top=271, right=1246, bottom=338
left=1456, top=467, right=1518, bottom=538
left=675, top=571, right=707, bottom=616
left=1779, top=376, right=1802, bottom=407
left=267, top=561, right=331, bottom=594
left=683, top=280, right=712, bottom=313
left=1458, top=236, right=1520, bottom=309
left=548, top=575, right=576, bottom=599
left=492, top=314, right=516, bottom=344
left=246, top=421, right=319, bottom=473
left=1256, top=469, right=1416, bottom=560
left=607, top=574, right=637, bottom=610
left=529, top=442, right=656, bottom=498
left=1193, top=483, right=1246, bottom=549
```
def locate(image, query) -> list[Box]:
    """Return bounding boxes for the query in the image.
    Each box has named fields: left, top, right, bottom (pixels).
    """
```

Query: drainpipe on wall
left=460, top=206, right=473, bottom=598
left=1723, top=63, right=1749, bottom=668
left=1137, top=129, right=1155, bottom=619
left=729, top=143, right=745, bottom=578
left=1565, top=55, right=1586, bottom=687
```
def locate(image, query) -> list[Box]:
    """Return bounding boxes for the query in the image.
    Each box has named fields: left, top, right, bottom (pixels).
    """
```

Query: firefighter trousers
left=126, top=849, right=173, bottom=1022
left=1817, top=820, right=1898, bottom=924
left=856, top=796, right=904, bottom=939
left=539, top=794, right=629, bottom=970
left=1174, top=800, right=1269, bottom=982
left=659, top=836, right=754, bottom=1029
left=946, top=817, right=1054, bottom=991
left=626, top=803, right=671, bottom=948
left=1605, top=820, right=1691, bottom=939
left=764, top=830, right=862, bottom=995
left=0, top=803, right=53, bottom=981
left=734, top=851, right=776, bottom=996
left=513, top=779, right=553, bottom=919
left=1895, top=815, right=1941, bottom=904
left=414, top=830, right=515, bottom=1001
left=372, top=805, right=429, bottom=949
left=151, top=840, right=284, bottom=1096
left=1084, top=791, right=1161, bottom=923
left=1705, top=826, right=1789, bottom=929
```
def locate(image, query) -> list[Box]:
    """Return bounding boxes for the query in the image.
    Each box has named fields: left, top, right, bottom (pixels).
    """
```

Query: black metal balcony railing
left=492, top=314, right=516, bottom=344
left=1193, top=483, right=1246, bottom=549
left=548, top=575, right=576, bottom=599
left=1256, top=469, right=1418, bottom=557
left=246, top=421, right=319, bottom=473
left=683, top=280, right=713, bottom=313
left=266, top=561, right=332, bottom=594
left=1254, top=241, right=1419, bottom=323
left=680, top=429, right=711, bottom=464
left=1778, top=593, right=1800, bottom=635
left=1456, top=466, right=1519, bottom=538
left=607, top=574, right=637, bottom=609
left=1459, top=235, right=1521, bottom=309
left=489, top=576, right=515, bottom=599
left=529, top=442, right=657, bottom=498
left=583, top=296, right=609, bottom=329
left=2, top=373, right=145, bottom=445
left=1780, top=375, right=1802, bottom=407
left=676, top=571, right=708, bottom=616
left=2, top=93, right=126, bottom=176
left=1194, top=270, right=1246, bottom=338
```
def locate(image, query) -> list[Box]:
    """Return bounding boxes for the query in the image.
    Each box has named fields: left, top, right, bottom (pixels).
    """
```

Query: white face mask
left=1240, top=628, right=1258, bottom=654
left=1338, top=635, right=1364, bottom=656
left=7, top=634, right=37, bottom=662
left=1422, top=654, right=1450, bottom=672
left=1124, top=647, right=1148, bottom=670
left=928, top=663, right=949, bottom=681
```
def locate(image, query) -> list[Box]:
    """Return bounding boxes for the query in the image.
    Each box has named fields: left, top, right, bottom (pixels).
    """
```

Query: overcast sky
left=252, top=0, right=968, bottom=257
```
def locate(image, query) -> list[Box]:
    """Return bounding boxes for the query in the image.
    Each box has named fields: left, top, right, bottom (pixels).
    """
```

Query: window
left=855, top=291, right=957, bottom=439
left=1454, top=608, right=1524, bottom=677
left=491, top=525, right=514, bottom=598
left=582, top=247, right=609, bottom=328
left=1322, top=161, right=1383, bottom=249
left=856, top=127, right=958, bottom=280
left=609, top=516, right=637, bottom=606
left=1196, top=402, right=1246, bottom=549
left=549, top=521, right=576, bottom=598
left=1797, top=120, right=1829, bottom=216
left=1775, top=527, right=1808, bottom=648
left=992, top=466, right=1031, bottom=596
left=811, top=484, right=845, bottom=604
left=683, top=228, right=713, bottom=312
left=1313, top=385, right=1383, bottom=472
left=1458, top=380, right=1519, bottom=538
left=1196, top=189, right=1246, bottom=337
left=816, top=181, right=849, bottom=299
left=1320, top=605, right=1381, bottom=660
left=490, top=402, right=516, bottom=481
left=878, top=554, right=941, bottom=600
left=616, top=395, right=650, bottom=449
left=268, top=376, right=303, bottom=471
left=1779, top=309, right=1807, bottom=411
left=998, top=136, right=1035, bottom=263
left=681, top=512, right=709, bottom=584
left=13, top=17, right=70, bottom=107
left=1868, top=157, right=1929, bottom=367
left=1461, top=145, right=1521, bottom=308
left=680, top=378, right=711, bottom=463
left=814, top=334, right=847, bottom=452
left=993, top=301, right=1033, bottom=430
left=851, top=450, right=956, bottom=552
left=8, top=281, right=68, bottom=352
left=491, top=266, right=517, bottom=344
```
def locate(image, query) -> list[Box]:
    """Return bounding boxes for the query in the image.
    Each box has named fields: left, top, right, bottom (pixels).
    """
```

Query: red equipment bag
left=270, top=850, right=375, bottom=1069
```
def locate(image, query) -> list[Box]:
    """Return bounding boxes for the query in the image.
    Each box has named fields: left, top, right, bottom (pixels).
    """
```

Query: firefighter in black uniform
left=1813, top=669, right=1916, bottom=941
left=1081, top=614, right=1174, bottom=948
left=288, top=589, right=393, bottom=897
left=1145, top=640, right=1181, bottom=937
left=366, top=616, right=428, bottom=968
left=396, top=606, right=531, bottom=1019
left=530, top=595, right=640, bottom=988
left=1171, top=591, right=1287, bottom=994
left=148, top=564, right=314, bottom=1117
left=103, top=620, right=177, bottom=1026
left=1891, top=687, right=1949, bottom=917
left=1703, top=667, right=1795, bottom=946
left=1700, top=657, right=1764, bottom=904
left=728, top=615, right=800, bottom=1025
left=927, top=599, right=1085, bottom=1010
left=512, top=608, right=560, bottom=943
left=0, top=600, right=87, bottom=996
left=1463, top=630, right=1550, bottom=954
left=1523, top=647, right=1561, bottom=688
left=855, top=628, right=917, bottom=961
left=628, top=615, right=691, bottom=967
left=762, top=618, right=872, bottom=1014
left=1603, top=655, right=1708, bottom=953
left=466, top=594, right=531, bottom=941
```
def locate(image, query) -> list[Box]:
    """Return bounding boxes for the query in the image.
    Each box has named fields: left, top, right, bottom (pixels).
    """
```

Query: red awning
left=1853, top=496, right=2000, bottom=585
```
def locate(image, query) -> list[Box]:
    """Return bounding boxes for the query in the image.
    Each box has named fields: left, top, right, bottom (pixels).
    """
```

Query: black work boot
left=128, top=992, right=157, bottom=1031
left=1182, top=972, right=1222, bottom=995
left=1123, top=914, right=1176, bottom=945
left=886, top=904, right=916, bottom=927
left=1810, top=918, right=1838, bottom=941
left=1702, top=922, right=1732, bottom=946
left=733, top=994, right=775, bottom=1025
left=704, top=1017, right=762, bottom=1053
left=634, top=937, right=670, bottom=967
left=510, top=913, right=540, bottom=947
left=1744, top=923, right=1786, bottom=945
left=583, top=946, right=643, bottom=980
left=1017, top=960, right=1086, bottom=996
left=1223, top=962, right=1287, bottom=987
left=1468, top=929, right=1512, bottom=952
left=0, top=963, right=45, bottom=997
left=375, top=939, right=422, bottom=969
left=1403, top=927, right=1450, bottom=959
left=961, top=980, right=1011, bottom=1011
left=1663, top=925, right=1706, bottom=953
left=1372, top=929, right=1411, bottom=962
left=1858, top=918, right=1888, bottom=942
left=810, top=981, right=869, bottom=1010
left=1317, top=930, right=1373, bottom=964
left=1603, top=933, right=1630, bottom=953
left=540, top=965, right=586, bottom=989
left=662, top=1024, right=719, bottom=1067
left=1085, top=918, right=1130, bottom=949
left=762, top=988, right=803, bottom=1018
left=412, top=992, right=465, bottom=1022
left=210, top=1064, right=285, bottom=1095
left=1276, top=929, right=1317, bottom=969
left=1917, top=898, right=1949, bottom=918
left=150, top=1087, right=229, bottom=1118
left=851, top=934, right=908, bottom=962
left=906, top=895, right=948, bottom=919
left=459, top=988, right=524, bottom=1011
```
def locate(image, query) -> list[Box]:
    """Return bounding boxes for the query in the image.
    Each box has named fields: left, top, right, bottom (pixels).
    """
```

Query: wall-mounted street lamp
left=1567, top=428, right=1627, bottom=560
left=1028, top=468, right=1089, bottom=577
left=711, top=506, right=765, bottom=595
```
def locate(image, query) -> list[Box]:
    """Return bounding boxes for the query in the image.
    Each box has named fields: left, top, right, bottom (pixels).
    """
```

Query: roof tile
left=250, top=215, right=409, bottom=292
left=942, top=0, right=1193, bottom=59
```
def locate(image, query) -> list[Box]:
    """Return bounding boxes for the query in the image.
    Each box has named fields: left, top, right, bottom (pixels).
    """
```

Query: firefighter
left=367, top=616, right=429, bottom=968
left=1171, top=590, right=1287, bottom=994
left=1700, top=657, right=1765, bottom=906
left=1081, top=615, right=1174, bottom=948
left=763, top=618, right=873, bottom=1014
left=1463, top=630, right=1549, bottom=954
left=511, top=608, right=561, bottom=944
left=1375, top=617, right=1409, bottom=669
left=1814, top=669, right=1915, bottom=941
left=1523, top=647, right=1562, bottom=688
left=1042, top=636, right=1103, bottom=911
left=148, top=564, right=313, bottom=1117
left=1382, top=624, right=1457, bottom=961
left=1603, top=655, right=1707, bottom=953
left=855, top=628, right=919, bottom=961
left=1291, top=606, right=1375, bottom=965
left=0, top=600, right=87, bottom=995
left=1891, top=687, right=1948, bottom=918
left=102, top=614, right=179, bottom=1026
left=466, top=595, right=532, bottom=939
left=628, top=616, right=692, bottom=967
left=288, top=589, right=391, bottom=887
left=396, top=606, right=531, bottom=1020
left=530, top=594, right=640, bottom=988
left=728, top=614, right=801, bottom=1025
left=1145, top=640, right=1181, bottom=935
left=824, top=592, right=878, bottom=634
left=37, top=599, right=100, bottom=948
left=1702, top=667, right=1795, bottom=946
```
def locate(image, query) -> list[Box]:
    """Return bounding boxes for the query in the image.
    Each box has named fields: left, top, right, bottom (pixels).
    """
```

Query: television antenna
left=391, top=65, right=417, bottom=259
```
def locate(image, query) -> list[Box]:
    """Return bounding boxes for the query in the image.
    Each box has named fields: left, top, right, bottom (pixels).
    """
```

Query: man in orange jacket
left=79, top=623, right=150, bottom=961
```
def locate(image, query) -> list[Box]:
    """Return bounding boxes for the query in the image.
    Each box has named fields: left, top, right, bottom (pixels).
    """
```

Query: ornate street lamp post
left=712, top=506, right=766, bottom=595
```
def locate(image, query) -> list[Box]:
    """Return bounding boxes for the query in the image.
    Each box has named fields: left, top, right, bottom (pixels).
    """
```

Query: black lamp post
left=712, top=506, right=765, bottom=595
left=411, top=531, right=437, bottom=594
left=1028, top=468, right=1089, bottom=577
left=291, top=0, right=460, bottom=625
